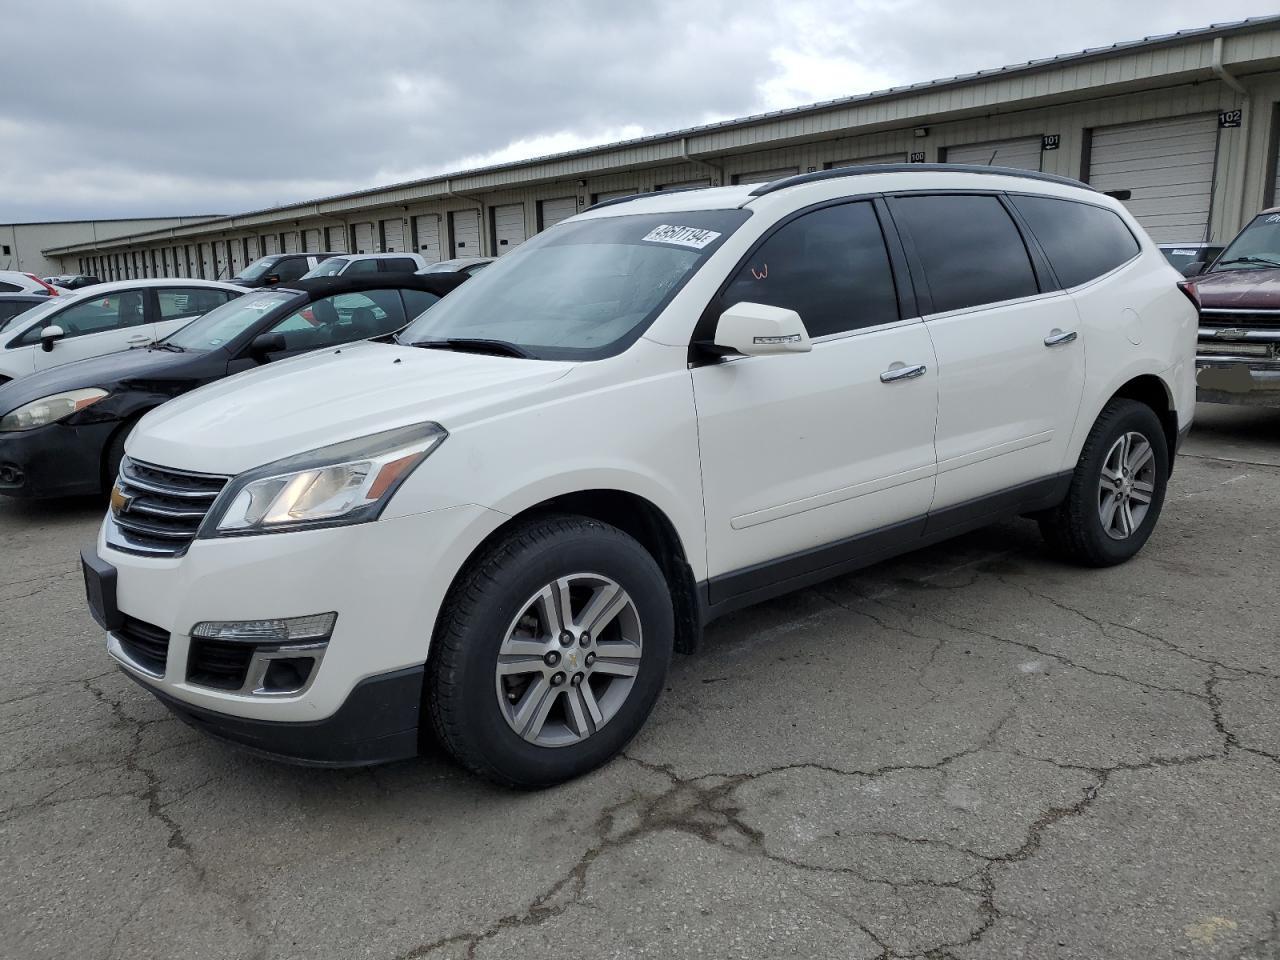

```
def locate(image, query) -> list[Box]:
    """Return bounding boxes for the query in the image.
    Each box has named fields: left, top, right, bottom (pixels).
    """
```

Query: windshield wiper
left=149, top=341, right=185, bottom=352
left=410, top=337, right=534, bottom=359
left=1214, top=255, right=1280, bottom=269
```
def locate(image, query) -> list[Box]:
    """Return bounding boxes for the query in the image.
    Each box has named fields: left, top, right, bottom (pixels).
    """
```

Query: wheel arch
left=444, top=488, right=702, bottom=655
left=1108, top=373, right=1178, bottom=473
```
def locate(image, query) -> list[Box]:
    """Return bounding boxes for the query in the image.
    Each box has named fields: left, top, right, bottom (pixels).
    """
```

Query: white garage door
left=733, top=167, right=799, bottom=185
left=263, top=234, right=280, bottom=256
left=353, top=222, right=375, bottom=254
left=303, top=228, right=322, bottom=253
left=593, top=188, right=638, bottom=204
left=282, top=232, right=300, bottom=253
left=380, top=218, right=405, bottom=252
left=325, top=226, right=347, bottom=253
left=1087, top=114, right=1219, bottom=242
left=413, top=215, right=442, bottom=264
left=450, top=209, right=482, bottom=257
left=656, top=178, right=712, bottom=191
left=246, top=236, right=260, bottom=262
left=492, top=203, right=526, bottom=255
left=829, top=152, right=905, bottom=168
left=945, top=136, right=1043, bottom=170
left=227, top=240, right=242, bottom=275
left=538, top=197, right=578, bottom=231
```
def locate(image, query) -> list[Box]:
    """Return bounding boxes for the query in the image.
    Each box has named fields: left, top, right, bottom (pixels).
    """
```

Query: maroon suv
left=1183, top=210, right=1280, bottom=406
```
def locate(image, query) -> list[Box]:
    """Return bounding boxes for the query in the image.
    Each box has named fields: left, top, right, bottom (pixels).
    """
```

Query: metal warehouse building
left=45, top=15, right=1280, bottom=279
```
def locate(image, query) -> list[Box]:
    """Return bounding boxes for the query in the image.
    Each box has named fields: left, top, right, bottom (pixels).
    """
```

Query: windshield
left=2, top=294, right=71, bottom=332
left=234, top=256, right=280, bottom=281
left=1163, top=246, right=1221, bottom=271
left=306, top=257, right=348, bottom=278
left=397, top=211, right=749, bottom=359
left=1211, top=213, right=1280, bottom=271
left=163, top=291, right=296, bottom=350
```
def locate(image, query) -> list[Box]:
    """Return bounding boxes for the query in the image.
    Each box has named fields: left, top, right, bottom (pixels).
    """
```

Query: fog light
left=190, top=612, right=336, bottom=643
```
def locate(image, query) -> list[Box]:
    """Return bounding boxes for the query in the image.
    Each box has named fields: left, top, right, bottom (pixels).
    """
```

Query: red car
left=1182, top=210, right=1280, bottom=406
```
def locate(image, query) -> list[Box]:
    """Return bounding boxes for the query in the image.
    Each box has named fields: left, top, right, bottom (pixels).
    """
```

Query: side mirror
left=263, top=274, right=281, bottom=286
left=249, top=332, right=286, bottom=360
left=1181, top=261, right=1206, bottom=278
left=40, top=324, right=65, bottom=352
left=712, top=302, right=812, bottom=357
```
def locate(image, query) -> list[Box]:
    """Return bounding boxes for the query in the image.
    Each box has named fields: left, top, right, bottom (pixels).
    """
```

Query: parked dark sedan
left=0, top=273, right=465, bottom=498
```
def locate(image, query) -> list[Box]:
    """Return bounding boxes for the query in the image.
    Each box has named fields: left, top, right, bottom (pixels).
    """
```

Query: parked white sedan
left=0, top=279, right=244, bottom=384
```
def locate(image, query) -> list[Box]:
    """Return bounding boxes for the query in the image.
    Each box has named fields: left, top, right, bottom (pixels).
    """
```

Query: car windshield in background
left=308, top=258, right=348, bottom=277
left=1162, top=246, right=1221, bottom=271
left=234, top=256, right=279, bottom=281
left=0, top=296, right=64, bottom=332
left=397, top=211, right=750, bottom=360
left=163, top=291, right=296, bottom=350
left=1211, top=214, right=1280, bottom=270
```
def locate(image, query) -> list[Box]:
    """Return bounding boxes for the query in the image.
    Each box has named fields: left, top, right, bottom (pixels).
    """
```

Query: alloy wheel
left=1097, top=430, right=1157, bottom=540
left=494, top=573, right=642, bottom=747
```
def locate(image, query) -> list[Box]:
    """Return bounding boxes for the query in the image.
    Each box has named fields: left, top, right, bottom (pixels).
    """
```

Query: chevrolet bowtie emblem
left=110, top=485, right=132, bottom=515
left=1215, top=328, right=1248, bottom=339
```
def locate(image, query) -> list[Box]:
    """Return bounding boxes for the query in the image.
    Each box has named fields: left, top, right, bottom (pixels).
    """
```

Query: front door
left=692, top=200, right=939, bottom=603
left=33, top=288, right=156, bottom=372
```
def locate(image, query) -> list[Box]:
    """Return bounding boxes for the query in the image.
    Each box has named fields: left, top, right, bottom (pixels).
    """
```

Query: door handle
left=1044, top=329, right=1077, bottom=347
left=880, top=363, right=927, bottom=383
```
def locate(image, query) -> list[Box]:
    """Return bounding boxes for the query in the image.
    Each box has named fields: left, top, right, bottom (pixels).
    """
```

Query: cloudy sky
left=0, top=0, right=1269, bottom=221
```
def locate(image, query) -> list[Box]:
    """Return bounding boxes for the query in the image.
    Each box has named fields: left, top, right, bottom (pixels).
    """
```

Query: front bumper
left=0, top=420, right=117, bottom=498
left=92, top=502, right=508, bottom=763
left=123, top=663, right=426, bottom=766
left=1196, top=333, right=1280, bottom=406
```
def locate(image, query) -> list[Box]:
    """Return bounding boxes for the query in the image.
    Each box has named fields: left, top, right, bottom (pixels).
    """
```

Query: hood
left=129, top=341, right=574, bottom=474
left=1192, top=267, right=1280, bottom=309
left=0, top=345, right=192, bottom=414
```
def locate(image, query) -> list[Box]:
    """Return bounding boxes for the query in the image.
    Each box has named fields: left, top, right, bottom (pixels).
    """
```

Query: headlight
left=0, top=388, right=108, bottom=432
left=202, top=422, right=447, bottom=536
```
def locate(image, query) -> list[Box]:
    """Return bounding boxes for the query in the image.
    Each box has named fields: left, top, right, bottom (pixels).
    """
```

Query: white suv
left=303, top=252, right=429, bottom=278
left=84, top=166, right=1196, bottom=786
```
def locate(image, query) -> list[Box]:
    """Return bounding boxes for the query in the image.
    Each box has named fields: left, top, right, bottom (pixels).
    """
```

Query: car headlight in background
left=0, top=388, right=108, bottom=432
left=202, top=421, right=447, bottom=536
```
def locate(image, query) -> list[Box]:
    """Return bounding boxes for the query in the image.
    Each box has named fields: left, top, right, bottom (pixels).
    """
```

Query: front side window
left=274, top=257, right=311, bottom=283
left=1009, top=195, right=1140, bottom=288
left=267, top=290, right=407, bottom=351
left=49, top=290, right=147, bottom=339
left=157, top=287, right=239, bottom=321
left=1209, top=213, right=1280, bottom=272
left=345, top=258, right=380, bottom=275
left=397, top=211, right=749, bottom=360
left=720, top=201, right=899, bottom=338
left=381, top=257, right=418, bottom=272
left=892, top=194, right=1039, bottom=313
left=164, top=291, right=297, bottom=350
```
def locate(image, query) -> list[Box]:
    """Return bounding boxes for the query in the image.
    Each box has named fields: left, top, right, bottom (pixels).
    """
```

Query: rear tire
left=427, top=515, right=673, bottom=788
left=1039, top=398, right=1169, bottom=567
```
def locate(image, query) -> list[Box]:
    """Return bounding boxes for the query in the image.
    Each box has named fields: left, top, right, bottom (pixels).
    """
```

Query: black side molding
left=700, top=472, right=1072, bottom=623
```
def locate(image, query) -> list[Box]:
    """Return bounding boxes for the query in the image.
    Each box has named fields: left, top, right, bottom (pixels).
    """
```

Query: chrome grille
left=106, top=457, right=229, bottom=557
left=1200, top=309, right=1280, bottom=331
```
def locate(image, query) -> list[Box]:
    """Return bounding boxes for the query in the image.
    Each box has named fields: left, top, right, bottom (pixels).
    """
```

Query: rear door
left=888, top=193, right=1085, bottom=514
left=32, top=288, right=157, bottom=371
left=692, top=200, right=939, bottom=599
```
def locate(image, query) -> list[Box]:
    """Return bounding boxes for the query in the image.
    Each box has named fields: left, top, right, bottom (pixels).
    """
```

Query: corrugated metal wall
left=50, top=58, right=1280, bottom=270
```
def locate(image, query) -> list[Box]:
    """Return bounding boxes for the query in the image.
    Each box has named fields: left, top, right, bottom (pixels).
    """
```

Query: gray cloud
left=0, top=0, right=1266, bottom=220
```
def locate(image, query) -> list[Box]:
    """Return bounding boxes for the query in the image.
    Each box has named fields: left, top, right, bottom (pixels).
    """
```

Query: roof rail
left=746, top=163, right=1093, bottom=197
left=585, top=184, right=719, bottom=212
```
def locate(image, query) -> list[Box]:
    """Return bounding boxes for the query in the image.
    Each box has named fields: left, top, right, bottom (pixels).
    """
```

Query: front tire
left=1039, top=398, right=1169, bottom=566
left=427, top=515, right=673, bottom=788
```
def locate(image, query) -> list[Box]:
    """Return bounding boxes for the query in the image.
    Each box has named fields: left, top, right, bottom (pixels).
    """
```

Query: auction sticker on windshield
left=641, top=224, right=722, bottom=249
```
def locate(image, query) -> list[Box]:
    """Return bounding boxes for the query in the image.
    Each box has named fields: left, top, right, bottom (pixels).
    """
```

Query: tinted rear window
left=891, top=194, right=1039, bottom=313
left=1009, top=195, right=1140, bottom=288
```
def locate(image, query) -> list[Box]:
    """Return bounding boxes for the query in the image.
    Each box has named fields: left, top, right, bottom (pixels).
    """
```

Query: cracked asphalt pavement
left=3, top=402, right=1279, bottom=960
